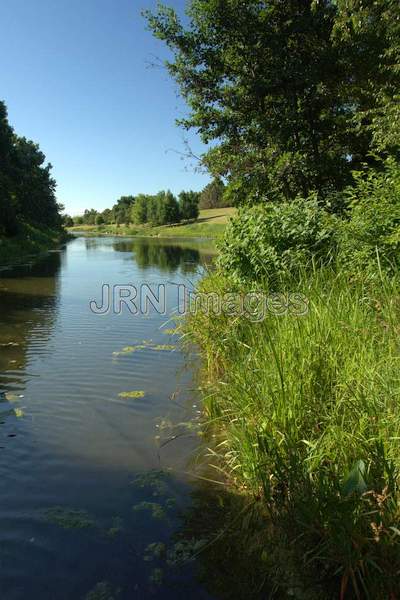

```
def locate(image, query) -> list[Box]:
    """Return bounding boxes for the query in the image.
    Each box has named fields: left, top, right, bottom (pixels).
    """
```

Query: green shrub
left=218, top=196, right=338, bottom=284
left=340, top=159, right=400, bottom=275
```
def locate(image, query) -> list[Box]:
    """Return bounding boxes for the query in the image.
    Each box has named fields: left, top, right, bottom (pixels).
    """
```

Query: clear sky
left=0, top=0, right=210, bottom=216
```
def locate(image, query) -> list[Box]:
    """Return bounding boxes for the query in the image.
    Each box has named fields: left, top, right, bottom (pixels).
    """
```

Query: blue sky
left=0, top=0, right=210, bottom=215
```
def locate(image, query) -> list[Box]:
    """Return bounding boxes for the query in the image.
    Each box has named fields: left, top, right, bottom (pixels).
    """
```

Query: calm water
left=0, top=236, right=216, bottom=600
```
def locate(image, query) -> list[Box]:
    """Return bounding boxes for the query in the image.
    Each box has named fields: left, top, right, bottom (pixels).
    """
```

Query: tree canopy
left=145, top=0, right=400, bottom=205
left=0, top=100, right=62, bottom=235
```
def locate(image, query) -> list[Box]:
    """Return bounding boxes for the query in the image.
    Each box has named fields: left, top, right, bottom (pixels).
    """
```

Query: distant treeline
left=0, top=101, right=62, bottom=236
left=68, top=177, right=229, bottom=227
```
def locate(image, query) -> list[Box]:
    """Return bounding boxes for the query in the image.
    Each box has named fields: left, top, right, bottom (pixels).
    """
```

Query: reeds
left=185, top=265, right=400, bottom=597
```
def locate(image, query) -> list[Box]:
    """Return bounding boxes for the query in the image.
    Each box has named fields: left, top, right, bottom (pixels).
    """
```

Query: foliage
left=199, top=178, right=227, bottom=209
left=156, top=190, right=181, bottom=225
left=131, top=194, right=149, bottom=224
left=130, top=190, right=180, bottom=226
left=145, top=0, right=398, bottom=203
left=0, top=100, right=62, bottom=235
left=0, top=223, right=66, bottom=266
left=218, top=197, right=338, bottom=283
left=333, top=0, right=400, bottom=154
left=179, top=190, right=200, bottom=220
left=185, top=267, right=400, bottom=596
left=340, top=159, right=400, bottom=274
left=45, top=506, right=95, bottom=529
left=112, top=195, right=135, bottom=224
left=62, top=214, right=74, bottom=227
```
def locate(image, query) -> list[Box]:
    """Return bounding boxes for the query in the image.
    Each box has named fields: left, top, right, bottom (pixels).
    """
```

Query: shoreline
left=0, top=224, right=71, bottom=269
left=68, top=223, right=225, bottom=240
left=67, top=207, right=235, bottom=240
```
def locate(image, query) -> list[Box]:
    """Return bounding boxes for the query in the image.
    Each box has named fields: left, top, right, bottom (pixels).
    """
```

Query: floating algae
left=133, top=469, right=172, bottom=497
left=85, top=581, right=120, bottom=600
left=118, top=391, right=145, bottom=399
left=132, top=501, right=166, bottom=521
left=150, top=345, right=175, bottom=352
left=45, top=506, right=95, bottom=529
left=112, top=345, right=148, bottom=356
left=112, top=341, right=175, bottom=357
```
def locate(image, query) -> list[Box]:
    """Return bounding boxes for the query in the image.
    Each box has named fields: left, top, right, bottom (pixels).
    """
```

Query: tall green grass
left=185, top=266, right=400, bottom=597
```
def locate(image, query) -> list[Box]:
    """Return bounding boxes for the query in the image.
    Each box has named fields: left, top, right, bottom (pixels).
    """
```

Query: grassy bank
left=185, top=267, right=400, bottom=597
left=0, top=223, right=68, bottom=267
left=68, top=207, right=235, bottom=239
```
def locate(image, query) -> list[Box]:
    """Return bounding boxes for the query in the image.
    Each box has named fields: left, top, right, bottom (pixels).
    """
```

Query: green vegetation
left=146, top=0, right=399, bottom=204
left=0, top=100, right=65, bottom=262
left=147, top=0, right=400, bottom=596
left=118, top=391, right=145, bottom=399
left=45, top=506, right=95, bottom=530
left=183, top=165, right=400, bottom=596
left=0, top=222, right=67, bottom=266
left=68, top=207, right=235, bottom=239
left=69, top=179, right=230, bottom=230
left=186, top=266, right=399, bottom=596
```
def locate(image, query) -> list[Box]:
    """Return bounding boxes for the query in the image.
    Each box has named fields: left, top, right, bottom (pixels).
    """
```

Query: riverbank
left=0, top=223, right=70, bottom=267
left=68, top=207, right=236, bottom=239
left=184, top=267, right=400, bottom=598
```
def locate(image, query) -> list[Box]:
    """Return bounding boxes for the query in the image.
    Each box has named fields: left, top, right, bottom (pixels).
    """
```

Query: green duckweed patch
left=132, top=469, right=172, bottom=497
left=150, top=345, right=175, bottom=352
left=112, top=345, right=148, bottom=356
left=118, top=391, right=145, bottom=399
left=45, top=506, right=95, bottom=529
left=132, top=501, right=166, bottom=521
left=112, top=341, right=175, bottom=357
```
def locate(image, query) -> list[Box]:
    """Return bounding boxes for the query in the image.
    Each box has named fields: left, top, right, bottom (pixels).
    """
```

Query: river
left=0, top=236, right=217, bottom=600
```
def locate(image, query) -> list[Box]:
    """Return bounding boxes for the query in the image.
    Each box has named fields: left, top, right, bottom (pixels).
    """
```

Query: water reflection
left=0, top=250, right=63, bottom=385
left=113, top=237, right=215, bottom=275
left=0, top=237, right=216, bottom=599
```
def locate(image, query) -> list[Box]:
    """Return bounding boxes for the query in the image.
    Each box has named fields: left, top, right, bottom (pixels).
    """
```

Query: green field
left=68, top=207, right=236, bottom=239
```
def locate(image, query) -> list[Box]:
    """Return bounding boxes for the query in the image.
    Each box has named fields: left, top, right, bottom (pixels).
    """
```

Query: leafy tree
left=132, top=191, right=180, bottom=226
left=101, top=208, right=113, bottom=224
left=82, top=209, right=98, bottom=225
left=131, top=194, right=149, bottom=224
left=157, top=190, right=180, bottom=224
left=146, top=195, right=160, bottom=225
left=62, top=214, right=74, bottom=227
left=199, top=179, right=226, bottom=209
left=112, top=195, right=135, bottom=224
left=0, top=101, right=18, bottom=235
left=95, top=214, right=105, bottom=225
left=13, top=137, right=61, bottom=228
left=179, top=190, right=200, bottom=220
left=333, top=0, right=400, bottom=154
left=0, top=100, right=62, bottom=235
left=145, top=1, right=397, bottom=204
